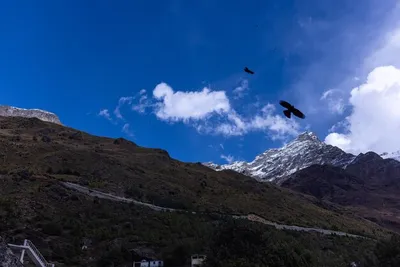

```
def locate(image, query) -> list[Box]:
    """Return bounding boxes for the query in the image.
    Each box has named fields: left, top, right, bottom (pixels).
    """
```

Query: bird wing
left=292, top=108, right=305, bottom=119
left=283, top=109, right=291, bottom=118
left=244, top=67, right=254, bottom=74
left=279, top=100, right=292, bottom=109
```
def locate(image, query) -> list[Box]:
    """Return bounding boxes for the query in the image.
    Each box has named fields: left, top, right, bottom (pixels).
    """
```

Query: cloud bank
left=325, top=65, right=400, bottom=154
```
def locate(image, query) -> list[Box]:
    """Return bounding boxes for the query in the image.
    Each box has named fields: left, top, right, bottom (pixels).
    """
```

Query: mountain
left=346, top=151, right=400, bottom=187
left=0, top=105, right=61, bottom=125
left=281, top=156, right=400, bottom=231
left=204, top=132, right=356, bottom=184
left=0, top=115, right=389, bottom=266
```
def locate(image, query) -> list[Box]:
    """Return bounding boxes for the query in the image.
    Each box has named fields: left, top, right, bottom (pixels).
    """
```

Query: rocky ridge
left=0, top=105, right=61, bottom=125
left=204, top=132, right=356, bottom=184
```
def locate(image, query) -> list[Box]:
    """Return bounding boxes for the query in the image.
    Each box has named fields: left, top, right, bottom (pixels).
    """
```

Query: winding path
left=61, top=182, right=368, bottom=239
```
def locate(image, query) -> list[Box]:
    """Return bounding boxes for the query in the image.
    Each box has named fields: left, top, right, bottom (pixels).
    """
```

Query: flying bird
left=244, top=67, right=254, bottom=74
left=279, top=100, right=305, bottom=119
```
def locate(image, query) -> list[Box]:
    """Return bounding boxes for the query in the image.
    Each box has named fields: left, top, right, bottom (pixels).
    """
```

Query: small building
left=134, top=259, right=164, bottom=267
left=191, top=254, right=206, bottom=267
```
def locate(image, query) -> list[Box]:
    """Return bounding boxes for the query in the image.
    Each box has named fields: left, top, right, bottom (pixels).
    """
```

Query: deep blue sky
left=0, top=0, right=397, bottom=164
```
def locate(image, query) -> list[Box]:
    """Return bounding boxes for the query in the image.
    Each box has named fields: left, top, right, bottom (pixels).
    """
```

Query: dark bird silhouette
left=244, top=67, right=254, bottom=74
left=279, top=100, right=305, bottom=119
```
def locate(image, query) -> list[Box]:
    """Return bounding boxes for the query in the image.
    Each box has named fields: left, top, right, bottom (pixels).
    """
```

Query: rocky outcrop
left=0, top=105, right=61, bottom=125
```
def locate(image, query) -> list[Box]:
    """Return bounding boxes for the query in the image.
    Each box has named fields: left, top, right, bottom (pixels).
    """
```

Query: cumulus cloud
left=98, top=109, right=112, bottom=121
left=221, top=154, right=234, bottom=164
left=325, top=65, right=400, bottom=154
left=122, top=123, right=134, bottom=137
left=152, top=82, right=231, bottom=121
left=233, top=79, right=249, bottom=99
left=130, top=82, right=301, bottom=140
left=320, top=89, right=346, bottom=115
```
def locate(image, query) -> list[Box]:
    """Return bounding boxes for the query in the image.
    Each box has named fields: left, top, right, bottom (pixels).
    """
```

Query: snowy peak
left=204, top=131, right=356, bottom=184
left=0, top=105, right=62, bottom=125
left=294, top=131, right=320, bottom=142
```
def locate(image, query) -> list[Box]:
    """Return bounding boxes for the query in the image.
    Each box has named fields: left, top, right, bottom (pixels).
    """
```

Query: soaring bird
left=244, top=67, right=254, bottom=74
left=279, top=100, right=305, bottom=119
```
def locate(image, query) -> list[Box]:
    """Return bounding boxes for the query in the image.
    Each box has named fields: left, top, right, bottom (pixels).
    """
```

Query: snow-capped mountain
left=204, top=132, right=356, bottom=184
left=0, top=105, right=61, bottom=125
left=380, top=151, right=400, bottom=162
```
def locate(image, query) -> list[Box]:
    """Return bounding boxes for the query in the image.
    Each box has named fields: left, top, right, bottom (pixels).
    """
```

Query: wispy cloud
left=221, top=154, right=234, bottom=164
left=114, top=96, right=134, bottom=120
left=122, top=123, right=134, bottom=137
left=132, top=90, right=153, bottom=114
left=320, top=89, right=346, bottom=115
left=98, top=109, right=112, bottom=121
left=232, top=79, right=249, bottom=99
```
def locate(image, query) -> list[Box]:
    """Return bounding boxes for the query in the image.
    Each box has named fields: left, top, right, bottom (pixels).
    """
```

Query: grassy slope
left=0, top=116, right=389, bottom=238
left=0, top=176, right=379, bottom=267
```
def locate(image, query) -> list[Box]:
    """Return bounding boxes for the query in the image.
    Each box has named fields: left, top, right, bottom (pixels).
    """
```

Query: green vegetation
left=0, top=176, right=399, bottom=266
left=205, top=219, right=379, bottom=267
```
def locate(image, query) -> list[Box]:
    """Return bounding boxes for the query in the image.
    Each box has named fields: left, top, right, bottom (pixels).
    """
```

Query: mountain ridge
left=204, top=131, right=356, bottom=184
left=205, top=131, right=400, bottom=184
left=0, top=105, right=61, bottom=125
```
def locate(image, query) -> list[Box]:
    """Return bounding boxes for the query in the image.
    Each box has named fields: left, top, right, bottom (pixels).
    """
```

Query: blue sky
left=1, top=0, right=400, bottom=164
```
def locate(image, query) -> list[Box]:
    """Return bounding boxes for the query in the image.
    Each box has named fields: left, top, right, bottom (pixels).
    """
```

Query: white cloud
left=131, top=83, right=302, bottom=141
left=325, top=65, right=400, bottom=154
left=233, top=79, right=249, bottom=99
left=99, top=109, right=112, bottom=121
left=114, top=96, right=133, bottom=119
left=219, top=143, right=224, bottom=150
left=132, top=94, right=153, bottom=114
left=221, top=154, right=234, bottom=164
left=213, top=105, right=300, bottom=140
left=152, top=82, right=231, bottom=121
left=122, top=123, right=134, bottom=137
left=320, top=89, right=346, bottom=115
left=364, top=27, right=400, bottom=71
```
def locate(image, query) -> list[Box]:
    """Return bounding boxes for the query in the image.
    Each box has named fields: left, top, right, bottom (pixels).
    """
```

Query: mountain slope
left=281, top=164, right=400, bottom=232
left=0, top=116, right=387, bottom=235
left=346, top=151, right=400, bottom=187
left=0, top=105, right=61, bottom=125
left=0, top=115, right=393, bottom=266
left=0, top=176, right=380, bottom=267
left=205, top=132, right=355, bottom=184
